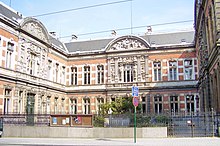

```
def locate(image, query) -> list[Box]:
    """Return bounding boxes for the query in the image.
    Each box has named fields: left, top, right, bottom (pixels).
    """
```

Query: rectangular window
left=169, top=61, right=177, bottom=80
left=97, top=98, right=104, bottom=114
left=18, top=91, right=23, bottom=114
left=84, top=66, right=90, bottom=85
left=154, top=95, right=162, bottom=114
left=29, top=53, right=36, bottom=75
left=153, top=62, right=161, bottom=81
left=97, top=65, right=104, bottom=84
left=61, top=98, right=65, bottom=114
left=83, top=98, right=90, bottom=114
left=39, top=95, right=43, bottom=114
left=71, top=67, right=77, bottom=85
left=54, top=97, right=58, bottom=114
left=47, top=60, right=52, bottom=80
left=124, top=64, right=134, bottom=82
left=46, top=96, right=51, bottom=114
left=170, top=96, right=179, bottom=114
left=6, top=42, right=14, bottom=69
left=142, top=97, right=146, bottom=113
left=186, top=95, right=195, bottom=114
left=184, top=60, right=193, bottom=80
left=4, top=89, right=11, bottom=115
left=70, top=98, right=77, bottom=114
left=55, top=63, right=59, bottom=82
left=62, top=66, right=65, bottom=84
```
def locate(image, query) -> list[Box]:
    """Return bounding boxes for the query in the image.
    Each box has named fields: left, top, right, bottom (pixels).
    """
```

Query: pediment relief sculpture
left=21, top=18, right=50, bottom=44
left=106, top=36, right=150, bottom=52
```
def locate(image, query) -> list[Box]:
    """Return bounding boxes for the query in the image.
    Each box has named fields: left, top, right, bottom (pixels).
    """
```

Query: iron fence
left=93, top=111, right=220, bottom=137
left=0, top=112, right=219, bottom=137
left=0, top=114, right=50, bottom=126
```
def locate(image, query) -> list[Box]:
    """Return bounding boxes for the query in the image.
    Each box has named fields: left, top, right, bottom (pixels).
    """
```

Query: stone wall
left=2, top=125, right=167, bottom=138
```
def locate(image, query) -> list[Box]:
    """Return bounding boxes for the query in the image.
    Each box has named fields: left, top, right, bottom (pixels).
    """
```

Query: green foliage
left=155, top=115, right=170, bottom=124
left=106, top=96, right=142, bottom=114
left=93, top=96, right=147, bottom=127
left=99, top=102, right=111, bottom=116
left=93, top=115, right=105, bottom=127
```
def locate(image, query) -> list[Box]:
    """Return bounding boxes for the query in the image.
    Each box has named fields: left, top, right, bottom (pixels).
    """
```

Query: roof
left=0, top=2, right=67, bottom=53
left=65, top=31, right=195, bottom=53
left=49, top=35, right=67, bottom=52
left=0, top=2, right=22, bottom=21
left=65, top=38, right=113, bottom=53
left=141, top=31, right=194, bottom=46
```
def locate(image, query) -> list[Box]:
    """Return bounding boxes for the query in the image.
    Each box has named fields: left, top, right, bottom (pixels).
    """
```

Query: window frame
left=153, top=61, right=162, bottom=81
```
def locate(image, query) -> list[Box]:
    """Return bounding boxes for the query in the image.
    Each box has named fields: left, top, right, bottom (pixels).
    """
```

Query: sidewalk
left=0, top=137, right=220, bottom=146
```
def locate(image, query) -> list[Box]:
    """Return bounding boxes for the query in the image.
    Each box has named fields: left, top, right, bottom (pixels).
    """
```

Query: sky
left=1, top=0, right=195, bottom=42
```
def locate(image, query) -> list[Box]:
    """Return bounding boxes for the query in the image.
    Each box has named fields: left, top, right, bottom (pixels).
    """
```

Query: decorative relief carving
left=109, top=55, right=146, bottom=82
left=23, top=22, right=48, bottom=43
left=109, top=38, right=145, bottom=51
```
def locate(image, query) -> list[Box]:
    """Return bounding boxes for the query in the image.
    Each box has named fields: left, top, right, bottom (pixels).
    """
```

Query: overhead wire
left=28, top=0, right=193, bottom=40
left=31, top=0, right=132, bottom=17
left=58, top=20, right=194, bottom=39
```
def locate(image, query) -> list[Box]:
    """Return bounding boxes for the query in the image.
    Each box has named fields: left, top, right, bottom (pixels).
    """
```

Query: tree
left=99, top=96, right=142, bottom=115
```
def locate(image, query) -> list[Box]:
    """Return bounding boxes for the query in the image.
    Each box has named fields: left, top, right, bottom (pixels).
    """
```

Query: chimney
left=71, top=34, right=78, bottom=40
left=147, top=26, right=152, bottom=33
left=50, top=32, right=56, bottom=37
left=111, top=30, right=116, bottom=36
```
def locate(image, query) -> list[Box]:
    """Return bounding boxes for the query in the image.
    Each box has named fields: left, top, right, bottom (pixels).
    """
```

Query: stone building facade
left=0, top=2, right=199, bottom=115
left=195, top=0, right=220, bottom=113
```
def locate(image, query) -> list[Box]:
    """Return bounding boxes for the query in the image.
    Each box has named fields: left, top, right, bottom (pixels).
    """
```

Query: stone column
left=107, top=57, right=111, bottom=83
left=137, top=55, right=141, bottom=81
left=114, top=57, right=119, bottom=82
left=145, top=55, right=149, bottom=82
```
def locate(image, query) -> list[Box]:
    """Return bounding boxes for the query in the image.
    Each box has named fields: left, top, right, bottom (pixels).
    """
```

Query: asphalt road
left=0, top=137, right=219, bottom=146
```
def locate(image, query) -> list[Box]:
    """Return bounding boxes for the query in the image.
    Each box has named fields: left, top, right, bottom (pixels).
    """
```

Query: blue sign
left=132, top=86, right=139, bottom=97
left=52, top=117, right=57, bottom=125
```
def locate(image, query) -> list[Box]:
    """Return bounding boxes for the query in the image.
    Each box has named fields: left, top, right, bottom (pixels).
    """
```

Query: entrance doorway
left=26, top=93, right=35, bottom=126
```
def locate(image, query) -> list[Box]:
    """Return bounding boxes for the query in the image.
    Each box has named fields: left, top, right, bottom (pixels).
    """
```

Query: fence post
left=191, top=111, right=194, bottom=137
left=211, top=108, right=214, bottom=137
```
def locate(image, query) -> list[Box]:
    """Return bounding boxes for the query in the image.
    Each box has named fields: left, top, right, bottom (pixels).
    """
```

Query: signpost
left=132, top=86, right=139, bottom=143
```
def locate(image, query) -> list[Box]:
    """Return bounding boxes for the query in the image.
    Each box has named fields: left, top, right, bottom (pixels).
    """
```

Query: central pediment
left=105, top=35, right=150, bottom=52
left=20, top=17, right=50, bottom=44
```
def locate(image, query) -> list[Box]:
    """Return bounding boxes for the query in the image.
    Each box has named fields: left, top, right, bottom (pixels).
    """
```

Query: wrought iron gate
left=168, top=112, right=216, bottom=137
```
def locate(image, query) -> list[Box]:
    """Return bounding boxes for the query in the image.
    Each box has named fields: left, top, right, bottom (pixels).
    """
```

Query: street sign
left=132, top=86, right=139, bottom=97
left=133, top=96, right=139, bottom=107
left=132, top=86, right=139, bottom=143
